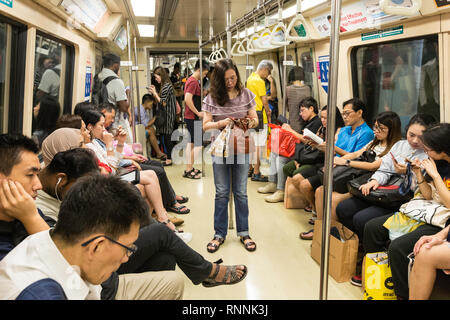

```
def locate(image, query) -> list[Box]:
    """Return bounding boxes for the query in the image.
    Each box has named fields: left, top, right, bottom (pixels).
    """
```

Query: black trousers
left=117, top=223, right=212, bottom=285
left=336, top=197, right=396, bottom=241
left=139, top=159, right=177, bottom=209
left=363, top=214, right=441, bottom=299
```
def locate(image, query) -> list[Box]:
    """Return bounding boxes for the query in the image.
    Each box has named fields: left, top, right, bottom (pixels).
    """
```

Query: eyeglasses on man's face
left=342, top=110, right=355, bottom=118
left=81, top=235, right=138, bottom=258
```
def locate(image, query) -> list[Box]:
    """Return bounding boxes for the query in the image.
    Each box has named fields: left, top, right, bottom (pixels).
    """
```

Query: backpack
left=91, top=74, right=118, bottom=106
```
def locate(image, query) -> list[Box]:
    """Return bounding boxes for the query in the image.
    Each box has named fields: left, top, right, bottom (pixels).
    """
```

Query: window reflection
left=0, top=22, right=6, bottom=134
left=33, top=35, right=64, bottom=148
left=353, top=36, right=439, bottom=132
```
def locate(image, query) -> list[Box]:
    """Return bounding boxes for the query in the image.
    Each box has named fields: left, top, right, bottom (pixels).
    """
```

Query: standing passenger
left=203, top=59, right=259, bottom=253
left=96, top=53, right=133, bottom=144
left=183, top=59, right=209, bottom=179
left=285, top=66, right=311, bottom=133
left=246, top=60, right=273, bottom=182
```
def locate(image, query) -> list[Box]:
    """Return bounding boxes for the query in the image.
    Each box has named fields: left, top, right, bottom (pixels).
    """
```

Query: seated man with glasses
left=0, top=174, right=184, bottom=300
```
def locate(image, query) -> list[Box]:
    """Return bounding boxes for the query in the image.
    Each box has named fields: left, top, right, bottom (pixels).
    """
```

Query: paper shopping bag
left=311, top=220, right=359, bottom=283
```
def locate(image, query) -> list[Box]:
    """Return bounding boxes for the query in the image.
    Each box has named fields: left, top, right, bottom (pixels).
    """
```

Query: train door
left=0, top=15, right=27, bottom=134
left=351, top=35, right=440, bottom=132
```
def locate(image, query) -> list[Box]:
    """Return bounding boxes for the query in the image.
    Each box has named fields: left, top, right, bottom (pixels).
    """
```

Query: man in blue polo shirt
left=335, top=97, right=374, bottom=156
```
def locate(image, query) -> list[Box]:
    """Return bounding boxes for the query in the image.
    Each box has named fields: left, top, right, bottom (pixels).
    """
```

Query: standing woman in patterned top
left=149, top=66, right=177, bottom=166
left=203, top=58, right=259, bottom=253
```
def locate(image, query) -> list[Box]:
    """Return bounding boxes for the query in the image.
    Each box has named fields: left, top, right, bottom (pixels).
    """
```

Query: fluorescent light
left=131, top=0, right=155, bottom=17
left=302, top=0, right=327, bottom=11
left=138, top=24, right=155, bottom=37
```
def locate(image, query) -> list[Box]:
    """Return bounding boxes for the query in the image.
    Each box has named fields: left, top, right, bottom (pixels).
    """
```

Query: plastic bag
left=383, top=211, right=425, bottom=241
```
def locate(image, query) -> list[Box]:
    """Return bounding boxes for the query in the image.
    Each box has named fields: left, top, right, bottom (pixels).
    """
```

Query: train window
left=351, top=36, right=439, bottom=132
left=32, top=33, right=75, bottom=146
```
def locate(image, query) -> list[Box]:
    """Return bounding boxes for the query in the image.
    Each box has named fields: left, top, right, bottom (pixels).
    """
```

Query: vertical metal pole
left=126, top=20, right=136, bottom=143
left=199, top=31, right=206, bottom=178
left=226, top=0, right=234, bottom=230
left=319, top=0, right=342, bottom=300
left=134, top=37, right=141, bottom=126
left=282, top=44, right=288, bottom=117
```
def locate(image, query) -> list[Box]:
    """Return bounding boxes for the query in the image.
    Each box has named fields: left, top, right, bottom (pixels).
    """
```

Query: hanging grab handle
left=269, top=6, right=290, bottom=47
left=218, top=38, right=229, bottom=59
left=379, top=0, right=422, bottom=16
left=231, top=26, right=245, bottom=57
left=285, top=0, right=310, bottom=42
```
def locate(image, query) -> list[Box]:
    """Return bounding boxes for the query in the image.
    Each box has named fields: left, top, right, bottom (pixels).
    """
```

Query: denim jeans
left=212, top=154, right=250, bottom=239
left=268, top=152, right=293, bottom=190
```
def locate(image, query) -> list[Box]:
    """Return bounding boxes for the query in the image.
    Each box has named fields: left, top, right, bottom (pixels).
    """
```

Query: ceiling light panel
left=138, top=24, right=155, bottom=37
left=131, top=0, right=155, bottom=17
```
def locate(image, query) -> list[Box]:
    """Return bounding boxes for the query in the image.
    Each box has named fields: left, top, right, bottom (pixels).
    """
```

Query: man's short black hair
left=97, top=102, right=115, bottom=113
left=194, top=59, right=209, bottom=71
left=53, top=174, right=150, bottom=245
left=141, top=94, right=154, bottom=105
left=46, top=148, right=100, bottom=182
left=0, top=134, right=39, bottom=176
left=102, top=53, right=121, bottom=68
left=343, top=97, right=366, bottom=118
left=299, top=97, right=318, bottom=114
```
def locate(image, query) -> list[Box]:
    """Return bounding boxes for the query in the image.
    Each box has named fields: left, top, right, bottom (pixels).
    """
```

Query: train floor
left=162, top=156, right=363, bottom=300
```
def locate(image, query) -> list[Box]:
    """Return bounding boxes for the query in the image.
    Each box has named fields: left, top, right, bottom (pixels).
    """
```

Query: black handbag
left=347, top=164, right=414, bottom=209
left=318, top=150, right=377, bottom=194
left=154, top=103, right=166, bottom=128
left=255, top=110, right=264, bottom=130
left=298, top=144, right=324, bottom=165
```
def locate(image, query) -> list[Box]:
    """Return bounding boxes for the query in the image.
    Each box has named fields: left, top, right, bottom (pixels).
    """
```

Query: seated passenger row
left=257, top=95, right=450, bottom=299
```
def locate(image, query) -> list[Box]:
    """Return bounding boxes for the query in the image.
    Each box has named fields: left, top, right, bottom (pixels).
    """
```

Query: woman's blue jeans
left=212, top=154, right=250, bottom=240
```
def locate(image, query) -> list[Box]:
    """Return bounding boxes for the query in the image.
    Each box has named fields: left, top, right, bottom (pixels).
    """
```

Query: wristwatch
left=345, top=159, right=351, bottom=167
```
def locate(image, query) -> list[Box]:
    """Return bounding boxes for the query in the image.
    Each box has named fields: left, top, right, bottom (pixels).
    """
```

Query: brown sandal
left=207, top=236, right=225, bottom=253
left=202, top=259, right=248, bottom=288
left=240, top=236, right=256, bottom=252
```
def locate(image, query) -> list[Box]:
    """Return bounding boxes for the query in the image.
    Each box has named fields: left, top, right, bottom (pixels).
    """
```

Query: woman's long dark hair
left=422, top=123, right=450, bottom=157
left=154, top=66, right=171, bottom=92
left=209, top=58, right=243, bottom=106
left=367, top=111, right=402, bottom=157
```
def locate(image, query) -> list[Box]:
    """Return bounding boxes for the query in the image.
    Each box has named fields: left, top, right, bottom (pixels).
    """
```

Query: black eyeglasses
left=81, top=235, right=138, bottom=257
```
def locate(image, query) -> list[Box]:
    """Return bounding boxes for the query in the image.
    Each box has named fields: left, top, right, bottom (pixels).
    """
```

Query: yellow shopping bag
left=363, top=252, right=397, bottom=300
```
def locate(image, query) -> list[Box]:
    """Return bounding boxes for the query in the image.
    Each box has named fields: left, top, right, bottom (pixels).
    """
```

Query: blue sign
left=0, top=0, right=12, bottom=8
left=85, top=66, right=92, bottom=100
left=318, top=55, right=329, bottom=94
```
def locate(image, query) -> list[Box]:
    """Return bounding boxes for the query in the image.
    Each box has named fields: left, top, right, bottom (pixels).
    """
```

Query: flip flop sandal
left=300, top=229, right=314, bottom=240
left=157, top=154, right=167, bottom=161
left=309, top=216, right=317, bottom=225
left=168, top=205, right=191, bottom=214
left=176, top=196, right=189, bottom=204
left=240, top=236, right=256, bottom=252
left=202, top=259, right=248, bottom=288
left=248, top=167, right=254, bottom=177
left=207, top=236, right=225, bottom=253
left=304, top=206, right=313, bottom=212
left=168, top=216, right=184, bottom=226
left=163, top=160, right=172, bottom=167
left=192, top=168, right=202, bottom=174
left=159, top=219, right=183, bottom=233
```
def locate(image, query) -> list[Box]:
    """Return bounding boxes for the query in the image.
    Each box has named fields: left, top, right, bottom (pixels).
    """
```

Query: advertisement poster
left=311, top=0, right=415, bottom=38
left=311, top=2, right=369, bottom=37
left=435, top=0, right=450, bottom=7
left=85, top=66, right=92, bottom=100
left=318, top=55, right=329, bottom=94
left=0, top=0, right=12, bottom=8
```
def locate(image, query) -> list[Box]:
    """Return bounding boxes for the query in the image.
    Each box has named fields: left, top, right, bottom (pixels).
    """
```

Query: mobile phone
left=119, top=169, right=140, bottom=185
left=390, top=152, right=398, bottom=164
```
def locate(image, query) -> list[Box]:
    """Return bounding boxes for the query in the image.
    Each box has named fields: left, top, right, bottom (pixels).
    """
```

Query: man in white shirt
left=0, top=174, right=167, bottom=300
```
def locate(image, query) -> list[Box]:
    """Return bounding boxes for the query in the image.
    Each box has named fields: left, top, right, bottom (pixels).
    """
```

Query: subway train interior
left=0, top=0, right=450, bottom=302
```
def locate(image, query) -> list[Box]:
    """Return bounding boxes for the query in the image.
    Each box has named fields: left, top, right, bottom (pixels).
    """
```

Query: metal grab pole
left=199, top=32, right=206, bottom=178
left=282, top=44, right=287, bottom=117
left=226, top=0, right=234, bottom=230
left=133, top=37, right=141, bottom=126
left=319, top=0, right=342, bottom=300
left=126, top=20, right=136, bottom=143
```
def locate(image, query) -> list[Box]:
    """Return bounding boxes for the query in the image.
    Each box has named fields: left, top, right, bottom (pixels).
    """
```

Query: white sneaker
left=257, top=182, right=277, bottom=194
left=175, top=231, right=192, bottom=244
left=265, top=190, right=285, bottom=203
